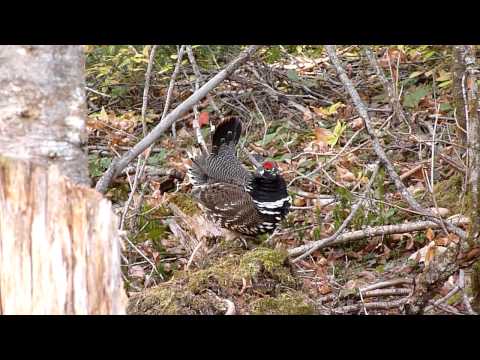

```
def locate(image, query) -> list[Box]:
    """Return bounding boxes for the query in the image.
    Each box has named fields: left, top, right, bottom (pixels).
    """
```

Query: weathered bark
left=0, top=158, right=127, bottom=314
left=0, top=45, right=89, bottom=186
left=452, top=46, right=468, bottom=146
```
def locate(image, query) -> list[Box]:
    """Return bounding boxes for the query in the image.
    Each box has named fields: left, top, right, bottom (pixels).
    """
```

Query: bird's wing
left=191, top=183, right=275, bottom=234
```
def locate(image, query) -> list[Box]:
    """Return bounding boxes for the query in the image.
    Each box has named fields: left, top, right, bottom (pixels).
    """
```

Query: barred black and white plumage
left=187, top=118, right=290, bottom=236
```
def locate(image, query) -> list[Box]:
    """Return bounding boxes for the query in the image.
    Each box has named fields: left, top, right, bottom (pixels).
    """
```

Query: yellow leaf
left=436, top=69, right=451, bottom=82
left=327, top=102, right=345, bottom=114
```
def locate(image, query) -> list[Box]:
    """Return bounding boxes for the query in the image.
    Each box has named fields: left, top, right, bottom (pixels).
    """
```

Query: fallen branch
left=359, top=278, right=413, bottom=293
left=288, top=216, right=469, bottom=258
left=332, top=297, right=408, bottom=314
left=95, top=45, right=261, bottom=194
left=319, top=282, right=412, bottom=304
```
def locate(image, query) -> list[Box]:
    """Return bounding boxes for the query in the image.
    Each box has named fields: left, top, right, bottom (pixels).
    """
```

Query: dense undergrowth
left=86, top=45, right=476, bottom=314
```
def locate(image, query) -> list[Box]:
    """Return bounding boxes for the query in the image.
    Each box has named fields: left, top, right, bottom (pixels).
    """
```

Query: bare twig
left=363, top=288, right=411, bottom=298
left=186, top=45, right=209, bottom=153
left=85, top=86, right=111, bottom=98
left=95, top=45, right=261, bottom=193
left=185, top=240, right=205, bottom=271
left=166, top=45, right=186, bottom=137
left=119, top=45, right=158, bottom=230
left=360, top=278, right=413, bottom=292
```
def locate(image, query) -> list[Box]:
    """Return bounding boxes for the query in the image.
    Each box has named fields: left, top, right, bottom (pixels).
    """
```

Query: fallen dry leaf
left=318, top=283, right=332, bottom=295
left=129, top=265, right=145, bottom=279
left=336, top=165, right=356, bottom=183
left=350, top=117, right=364, bottom=130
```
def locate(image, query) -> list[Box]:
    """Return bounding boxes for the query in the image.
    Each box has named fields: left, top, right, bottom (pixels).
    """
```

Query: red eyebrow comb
left=262, top=161, right=274, bottom=170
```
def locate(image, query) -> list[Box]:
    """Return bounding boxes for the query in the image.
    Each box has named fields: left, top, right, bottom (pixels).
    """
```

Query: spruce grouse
left=187, top=118, right=291, bottom=236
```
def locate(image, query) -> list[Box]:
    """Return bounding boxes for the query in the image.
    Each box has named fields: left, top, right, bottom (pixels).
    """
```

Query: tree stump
left=0, top=157, right=127, bottom=314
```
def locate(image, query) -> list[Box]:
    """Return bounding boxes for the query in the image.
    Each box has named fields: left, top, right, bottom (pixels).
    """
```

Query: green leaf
left=409, top=71, right=424, bottom=79
left=403, top=86, right=429, bottom=109
left=287, top=69, right=300, bottom=81
left=438, top=80, right=452, bottom=89
left=262, top=131, right=278, bottom=146
left=147, top=149, right=168, bottom=166
left=327, top=102, right=345, bottom=115
left=273, top=153, right=291, bottom=162
left=88, top=155, right=112, bottom=178
left=440, top=102, right=452, bottom=112
left=327, top=121, right=347, bottom=147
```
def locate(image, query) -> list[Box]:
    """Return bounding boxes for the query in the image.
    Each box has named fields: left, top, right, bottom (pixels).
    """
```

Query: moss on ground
left=433, top=173, right=463, bottom=213
left=249, top=291, right=314, bottom=315
left=127, top=247, right=312, bottom=315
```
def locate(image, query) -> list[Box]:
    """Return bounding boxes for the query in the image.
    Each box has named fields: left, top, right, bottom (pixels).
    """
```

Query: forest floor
left=86, top=45, right=476, bottom=314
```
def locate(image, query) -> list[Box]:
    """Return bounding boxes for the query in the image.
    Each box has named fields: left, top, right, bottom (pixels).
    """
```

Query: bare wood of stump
left=0, top=158, right=127, bottom=314
left=0, top=45, right=89, bottom=186
left=325, top=45, right=467, bottom=241
left=95, top=45, right=261, bottom=194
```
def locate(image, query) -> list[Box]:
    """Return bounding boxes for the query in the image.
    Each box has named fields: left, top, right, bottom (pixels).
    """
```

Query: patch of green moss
left=128, top=286, right=179, bottom=315
left=184, top=256, right=239, bottom=293
left=128, top=246, right=309, bottom=314
left=127, top=283, right=225, bottom=315
left=177, top=248, right=295, bottom=295
left=238, top=247, right=290, bottom=279
left=170, top=193, right=199, bottom=216
left=249, top=291, right=314, bottom=315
